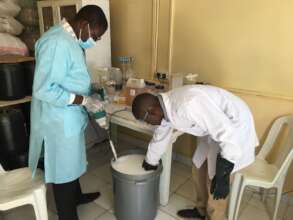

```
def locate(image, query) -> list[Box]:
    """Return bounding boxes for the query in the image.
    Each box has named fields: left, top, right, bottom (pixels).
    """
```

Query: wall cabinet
left=38, top=0, right=81, bottom=34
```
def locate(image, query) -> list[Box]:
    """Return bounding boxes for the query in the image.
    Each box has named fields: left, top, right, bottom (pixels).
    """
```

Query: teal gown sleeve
left=33, top=38, right=72, bottom=107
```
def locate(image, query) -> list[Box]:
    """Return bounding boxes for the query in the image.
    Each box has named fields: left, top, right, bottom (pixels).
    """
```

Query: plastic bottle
left=118, top=56, right=135, bottom=83
left=125, top=57, right=134, bottom=81
left=110, top=67, right=123, bottom=91
left=92, top=109, right=108, bottom=129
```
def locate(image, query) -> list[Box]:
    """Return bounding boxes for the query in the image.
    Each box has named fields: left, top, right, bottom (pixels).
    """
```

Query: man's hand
left=142, top=160, right=158, bottom=171
left=210, top=154, right=234, bottom=200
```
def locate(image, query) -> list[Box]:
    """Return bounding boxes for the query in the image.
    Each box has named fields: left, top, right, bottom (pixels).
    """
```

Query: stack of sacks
left=0, top=0, right=28, bottom=56
left=18, top=0, right=40, bottom=55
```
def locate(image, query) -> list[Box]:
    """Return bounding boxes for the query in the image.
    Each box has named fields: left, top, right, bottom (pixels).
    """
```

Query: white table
left=106, top=104, right=183, bottom=206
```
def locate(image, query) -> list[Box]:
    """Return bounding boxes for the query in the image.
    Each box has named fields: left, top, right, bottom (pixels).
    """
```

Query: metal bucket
left=111, top=150, right=162, bottom=220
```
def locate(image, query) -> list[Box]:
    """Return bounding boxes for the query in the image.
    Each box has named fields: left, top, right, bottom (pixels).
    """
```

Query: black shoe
left=177, top=207, right=205, bottom=219
left=77, top=192, right=101, bottom=205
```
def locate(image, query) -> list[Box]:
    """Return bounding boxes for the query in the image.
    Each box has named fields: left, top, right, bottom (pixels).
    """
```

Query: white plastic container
left=169, top=73, right=184, bottom=89
left=184, top=73, right=198, bottom=85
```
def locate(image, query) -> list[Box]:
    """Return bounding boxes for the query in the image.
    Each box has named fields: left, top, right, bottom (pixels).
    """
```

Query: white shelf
left=0, top=96, right=32, bottom=108
left=0, top=55, right=34, bottom=64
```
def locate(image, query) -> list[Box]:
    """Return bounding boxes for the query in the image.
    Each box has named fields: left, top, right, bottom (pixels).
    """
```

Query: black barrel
left=0, top=63, right=26, bottom=100
left=22, top=61, right=35, bottom=96
left=0, top=109, right=29, bottom=170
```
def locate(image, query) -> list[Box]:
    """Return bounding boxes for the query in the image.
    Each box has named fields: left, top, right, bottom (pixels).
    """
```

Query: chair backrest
left=257, top=115, right=293, bottom=168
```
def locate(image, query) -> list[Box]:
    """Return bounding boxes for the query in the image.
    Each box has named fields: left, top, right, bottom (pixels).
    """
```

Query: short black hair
left=132, top=93, right=158, bottom=119
left=75, top=5, right=108, bottom=32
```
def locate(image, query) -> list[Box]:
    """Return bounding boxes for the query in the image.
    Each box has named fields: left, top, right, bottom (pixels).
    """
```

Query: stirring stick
left=88, top=110, right=119, bottom=161
left=109, top=139, right=118, bottom=161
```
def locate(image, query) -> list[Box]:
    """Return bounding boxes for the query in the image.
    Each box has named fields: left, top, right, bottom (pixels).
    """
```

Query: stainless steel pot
left=111, top=150, right=162, bottom=220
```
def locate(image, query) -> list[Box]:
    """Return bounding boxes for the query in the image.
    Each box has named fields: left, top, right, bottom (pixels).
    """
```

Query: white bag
left=18, top=7, right=39, bottom=26
left=0, top=16, right=24, bottom=35
left=0, top=33, right=28, bottom=56
left=0, top=0, right=21, bottom=17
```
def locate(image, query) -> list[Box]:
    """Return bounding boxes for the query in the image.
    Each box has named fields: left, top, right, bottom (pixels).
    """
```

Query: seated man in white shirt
left=132, top=85, right=259, bottom=220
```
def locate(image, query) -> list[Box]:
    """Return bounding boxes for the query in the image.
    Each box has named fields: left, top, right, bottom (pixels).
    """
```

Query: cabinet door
left=55, top=0, right=81, bottom=22
left=38, top=1, right=56, bottom=34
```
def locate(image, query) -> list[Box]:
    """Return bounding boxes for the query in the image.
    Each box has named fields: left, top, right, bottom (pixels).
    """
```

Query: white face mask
left=78, top=24, right=96, bottom=49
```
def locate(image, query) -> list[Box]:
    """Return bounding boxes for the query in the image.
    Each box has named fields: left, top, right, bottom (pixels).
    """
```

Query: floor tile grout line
left=159, top=194, right=196, bottom=220
left=237, top=190, right=255, bottom=213
left=94, top=209, right=109, bottom=220
left=173, top=176, right=194, bottom=199
left=83, top=171, right=110, bottom=186
left=246, top=189, right=291, bottom=207
left=173, top=176, right=192, bottom=193
left=240, top=200, right=288, bottom=220
left=159, top=208, right=182, bottom=220
left=173, top=192, right=195, bottom=206
left=281, top=204, right=289, bottom=220
left=88, top=171, right=112, bottom=185
left=171, top=187, right=283, bottom=220
left=158, top=208, right=182, bottom=220
left=246, top=193, right=289, bottom=218
left=235, top=191, right=291, bottom=220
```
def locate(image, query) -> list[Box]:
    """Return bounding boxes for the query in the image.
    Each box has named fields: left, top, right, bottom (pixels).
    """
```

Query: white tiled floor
left=0, top=138, right=292, bottom=220
left=175, top=179, right=196, bottom=201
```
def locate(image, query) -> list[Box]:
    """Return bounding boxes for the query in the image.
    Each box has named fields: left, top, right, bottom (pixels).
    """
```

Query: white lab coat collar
left=61, top=18, right=78, bottom=41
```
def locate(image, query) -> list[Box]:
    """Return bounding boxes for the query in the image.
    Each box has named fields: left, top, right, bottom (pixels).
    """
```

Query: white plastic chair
left=228, top=115, right=293, bottom=220
left=0, top=165, right=48, bottom=220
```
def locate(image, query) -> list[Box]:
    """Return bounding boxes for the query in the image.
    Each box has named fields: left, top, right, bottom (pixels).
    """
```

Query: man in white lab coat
left=132, top=85, right=259, bottom=220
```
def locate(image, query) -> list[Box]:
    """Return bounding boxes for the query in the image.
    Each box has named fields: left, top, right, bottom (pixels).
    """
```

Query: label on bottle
left=95, top=117, right=107, bottom=128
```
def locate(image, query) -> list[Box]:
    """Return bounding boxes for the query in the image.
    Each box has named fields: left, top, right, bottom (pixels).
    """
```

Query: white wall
left=83, top=0, right=112, bottom=79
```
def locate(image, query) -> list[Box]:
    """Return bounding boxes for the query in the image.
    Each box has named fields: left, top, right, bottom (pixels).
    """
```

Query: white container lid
left=126, top=78, right=146, bottom=88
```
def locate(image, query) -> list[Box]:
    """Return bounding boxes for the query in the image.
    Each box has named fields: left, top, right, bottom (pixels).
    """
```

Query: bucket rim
left=111, top=149, right=162, bottom=181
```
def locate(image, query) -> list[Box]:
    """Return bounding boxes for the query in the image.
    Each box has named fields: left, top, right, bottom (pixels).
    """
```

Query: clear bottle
left=119, top=56, right=135, bottom=83
left=110, top=67, right=123, bottom=91
left=125, top=57, right=134, bottom=81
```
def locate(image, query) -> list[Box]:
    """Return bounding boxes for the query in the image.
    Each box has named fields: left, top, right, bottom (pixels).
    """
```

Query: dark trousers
left=52, top=179, right=83, bottom=220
